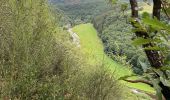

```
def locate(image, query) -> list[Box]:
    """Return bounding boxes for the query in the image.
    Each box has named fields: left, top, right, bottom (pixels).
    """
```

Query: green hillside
left=73, top=23, right=155, bottom=93
left=73, top=23, right=131, bottom=76
left=52, top=0, right=111, bottom=25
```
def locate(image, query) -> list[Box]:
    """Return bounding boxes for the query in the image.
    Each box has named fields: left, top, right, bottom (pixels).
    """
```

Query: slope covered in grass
left=72, top=23, right=155, bottom=93
left=73, top=23, right=131, bottom=77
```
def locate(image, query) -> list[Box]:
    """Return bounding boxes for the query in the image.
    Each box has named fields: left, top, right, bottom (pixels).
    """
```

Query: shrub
left=64, top=65, right=123, bottom=100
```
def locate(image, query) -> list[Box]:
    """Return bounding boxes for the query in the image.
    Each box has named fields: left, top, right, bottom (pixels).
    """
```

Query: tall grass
left=0, top=0, right=122, bottom=99
left=0, top=0, right=61, bottom=99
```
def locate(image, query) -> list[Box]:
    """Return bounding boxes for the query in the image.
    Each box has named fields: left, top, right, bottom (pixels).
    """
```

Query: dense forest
left=0, top=0, right=170, bottom=100
left=50, top=0, right=112, bottom=25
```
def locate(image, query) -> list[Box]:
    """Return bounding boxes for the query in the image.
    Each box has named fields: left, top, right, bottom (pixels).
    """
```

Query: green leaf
left=144, top=46, right=166, bottom=51
left=132, top=37, right=162, bottom=46
left=143, top=17, right=170, bottom=34
left=138, top=59, right=148, bottom=72
left=132, top=38, right=151, bottom=46
left=164, top=54, right=170, bottom=65
left=142, top=12, right=150, bottom=18
left=161, top=66, right=170, bottom=71
left=156, top=90, right=163, bottom=100
left=160, top=31, right=169, bottom=41
left=150, top=78, right=162, bottom=100
left=118, top=74, right=137, bottom=80
left=153, top=69, right=164, bottom=77
left=160, top=77, right=170, bottom=87
left=143, top=17, right=167, bottom=30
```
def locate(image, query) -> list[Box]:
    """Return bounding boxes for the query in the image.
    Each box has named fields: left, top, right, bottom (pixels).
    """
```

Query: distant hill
left=65, top=0, right=80, bottom=5
left=49, top=0, right=105, bottom=5
left=49, top=0, right=150, bottom=5
left=119, top=0, right=151, bottom=3
left=50, top=0, right=111, bottom=25
left=49, top=0, right=80, bottom=5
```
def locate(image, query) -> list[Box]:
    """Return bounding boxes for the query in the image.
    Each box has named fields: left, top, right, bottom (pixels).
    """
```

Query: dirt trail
left=130, top=88, right=157, bottom=100
left=68, top=28, right=80, bottom=47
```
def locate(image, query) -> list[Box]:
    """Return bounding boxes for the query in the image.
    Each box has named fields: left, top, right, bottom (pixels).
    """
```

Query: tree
left=129, top=0, right=170, bottom=99
left=108, top=0, right=170, bottom=99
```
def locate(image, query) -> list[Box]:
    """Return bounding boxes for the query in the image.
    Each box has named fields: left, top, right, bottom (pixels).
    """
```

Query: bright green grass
left=72, top=23, right=155, bottom=93
left=73, top=23, right=131, bottom=77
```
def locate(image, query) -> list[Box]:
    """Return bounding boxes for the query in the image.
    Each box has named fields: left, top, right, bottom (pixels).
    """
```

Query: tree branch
left=123, top=79, right=153, bottom=87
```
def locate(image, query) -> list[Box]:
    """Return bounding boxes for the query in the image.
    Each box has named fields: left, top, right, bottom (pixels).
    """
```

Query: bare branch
left=123, top=79, right=153, bottom=86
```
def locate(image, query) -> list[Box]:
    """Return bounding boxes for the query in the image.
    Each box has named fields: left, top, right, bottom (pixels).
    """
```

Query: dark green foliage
left=51, top=0, right=112, bottom=25
left=130, top=12, right=170, bottom=100
left=93, top=5, right=147, bottom=74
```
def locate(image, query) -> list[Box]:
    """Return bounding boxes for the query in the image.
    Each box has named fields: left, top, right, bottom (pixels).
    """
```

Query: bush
left=0, top=0, right=63, bottom=99
left=65, top=65, right=123, bottom=100
left=83, top=67, right=122, bottom=100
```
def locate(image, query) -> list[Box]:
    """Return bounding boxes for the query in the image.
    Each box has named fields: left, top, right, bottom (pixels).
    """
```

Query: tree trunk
left=130, top=0, right=163, bottom=69
left=153, top=0, right=161, bottom=19
left=130, top=0, right=138, bottom=18
left=152, top=0, right=170, bottom=99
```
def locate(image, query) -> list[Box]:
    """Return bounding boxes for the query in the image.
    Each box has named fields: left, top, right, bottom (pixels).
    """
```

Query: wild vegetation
left=72, top=23, right=154, bottom=100
left=92, top=6, right=146, bottom=74
left=92, top=1, right=156, bottom=75
left=51, top=0, right=112, bottom=25
left=127, top=0, right=170, bottom=99
left=0, top=0, right=123, bottom=99
left=0, top=0, right=170, bottom=99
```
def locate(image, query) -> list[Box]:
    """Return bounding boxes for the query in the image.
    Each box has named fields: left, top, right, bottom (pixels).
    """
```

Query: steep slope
left=73, top=23, right=131, bottom=77
left=72, top=23, right=155, bottom=93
